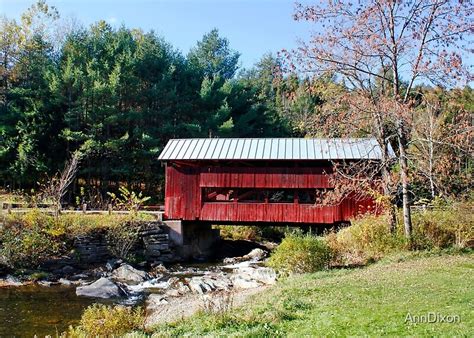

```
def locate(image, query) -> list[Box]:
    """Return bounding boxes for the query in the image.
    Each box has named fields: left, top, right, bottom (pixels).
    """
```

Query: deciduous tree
left=284, top=0, right=473, bottom=238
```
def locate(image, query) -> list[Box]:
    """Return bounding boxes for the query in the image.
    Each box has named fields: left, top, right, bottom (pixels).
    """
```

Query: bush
left=0, top=210, right=65, bottom=268
left=325, top=203, right=474, bottom=266
left=217, top=225, right=286, bottom=242
left=217, top=225, right=261, bottom=241
left=0, top=210, right=154, bottom=269
left=411, top=203, right=473, bottom=250
left=268, top=231, right=331, bottom=273
left=326, top=213, right=404, bottom=266
left=69, top=304, right=145, bottom=336
left=57, top=213, right=153, bottom=237
left=106, top=218, right=143, bottom=260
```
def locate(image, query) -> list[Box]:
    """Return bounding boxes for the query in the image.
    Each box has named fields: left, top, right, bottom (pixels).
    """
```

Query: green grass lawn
left=152, top=252, right=473, bottom=336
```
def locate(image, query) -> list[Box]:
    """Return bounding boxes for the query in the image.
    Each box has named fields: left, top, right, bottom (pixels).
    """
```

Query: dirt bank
left=145, top=286, right=268, bottom=327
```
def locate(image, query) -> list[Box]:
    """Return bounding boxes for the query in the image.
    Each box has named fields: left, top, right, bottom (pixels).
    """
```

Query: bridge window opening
left=237, top=189, right=266, bottom=203
left=267, top=190, right=294, bottom=203
left=203, top=188, right=332, bottom=204
left=203, top=188, right=237, bottom=202
left=297, top=190, right=316, bottom=204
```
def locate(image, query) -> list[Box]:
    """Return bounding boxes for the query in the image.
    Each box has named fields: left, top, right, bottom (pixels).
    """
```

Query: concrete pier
left=163, top=220, right=220, bottom=260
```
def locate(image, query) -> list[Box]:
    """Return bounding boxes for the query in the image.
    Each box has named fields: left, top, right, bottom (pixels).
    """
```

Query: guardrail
left=410, top=205, right=449, bottom=212
left=0, top=202, right=164, bottom=220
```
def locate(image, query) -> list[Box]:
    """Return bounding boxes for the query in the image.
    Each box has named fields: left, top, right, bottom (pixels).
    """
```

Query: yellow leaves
left=268, top=232, right=331, bottom=274
left=107, top=186, right=151, bottom=213
left=73, top=304, right=145, bottom=336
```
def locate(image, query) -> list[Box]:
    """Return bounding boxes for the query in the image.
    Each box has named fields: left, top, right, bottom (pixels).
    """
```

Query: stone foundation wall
left=73, top=221, right=176, bottom=266
left=140, top=222, right=175, bottom=262
left=74, top=231, right=109, bottom=264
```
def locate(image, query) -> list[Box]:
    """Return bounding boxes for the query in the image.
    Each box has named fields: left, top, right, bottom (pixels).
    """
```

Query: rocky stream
left=0, top=247, right=276, bottom=336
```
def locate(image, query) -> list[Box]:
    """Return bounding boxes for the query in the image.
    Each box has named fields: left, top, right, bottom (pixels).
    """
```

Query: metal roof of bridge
left=158, top=138, right=388, bottom=161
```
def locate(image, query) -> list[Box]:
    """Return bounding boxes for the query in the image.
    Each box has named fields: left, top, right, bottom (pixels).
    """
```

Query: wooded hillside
left=0, top=1, right=472, bottom=206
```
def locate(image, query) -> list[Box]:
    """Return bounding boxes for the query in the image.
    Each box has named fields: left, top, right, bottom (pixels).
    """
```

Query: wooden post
left=82, top=203, right=87, bottom=214
left=7, top=203, right=11, bottom=214
left=108, top=204, right=112, bottom=215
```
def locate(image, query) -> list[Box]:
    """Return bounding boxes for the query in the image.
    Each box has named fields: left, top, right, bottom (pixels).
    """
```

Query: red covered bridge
left=158, top=138, right=383, bottom=227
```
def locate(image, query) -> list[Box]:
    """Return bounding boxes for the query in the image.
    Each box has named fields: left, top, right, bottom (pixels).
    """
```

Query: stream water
left=0, top=264, right=220, bottom=337
left=0, top=285, right=110, bottom=337
left=0, top=241, right=263, bottom=336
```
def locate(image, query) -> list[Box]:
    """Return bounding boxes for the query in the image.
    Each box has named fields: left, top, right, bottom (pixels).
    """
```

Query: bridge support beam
left=163, top=220, right=220, bottom=260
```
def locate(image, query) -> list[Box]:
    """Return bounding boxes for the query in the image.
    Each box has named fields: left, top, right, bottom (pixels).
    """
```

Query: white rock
left=37, top=281, right=52, bottom=287
left=4, top=275, right=23, bottom=286
left=165, top=288, right=181, bottom=297
left=231, top=275, right=261, bottom=289
left=58, top=278, right=72, bottom=286
left=245, top=248, right=267, bottom=261
left=222, top=261, right=255, bottom=269
left=188, top=278, right=206, bottom=294
left=147, top=294, right=169, bottom=305
left=210, top=277, right=233, bottom=290
left=223, top=248, right=268, bottom=264
left=112, top=264, right=149, bottom=283
left=237, top=267, right=277, bottom=285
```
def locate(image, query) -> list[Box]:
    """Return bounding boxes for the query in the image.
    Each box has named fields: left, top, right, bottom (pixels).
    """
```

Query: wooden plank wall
left=164, top=163, right=373, bottom=224
left=165, top=165, right=201, bottom=220
left=200, top=167, right=332, bottom=188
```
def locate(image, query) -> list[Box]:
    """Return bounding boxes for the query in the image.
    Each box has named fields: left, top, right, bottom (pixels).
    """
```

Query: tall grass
left=326, top=202, right=473, bottom=266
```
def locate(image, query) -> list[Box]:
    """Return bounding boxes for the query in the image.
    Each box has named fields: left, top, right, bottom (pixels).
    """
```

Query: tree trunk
left=381, top=146, right=397, bottom=232
left=428, top=113, right=436, bottom=199
left=397, top=121, right=412, bottom=239
left=374, top=113, right=397, bottom=233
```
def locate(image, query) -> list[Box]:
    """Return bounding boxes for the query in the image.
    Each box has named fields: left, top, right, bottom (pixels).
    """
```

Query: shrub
left=217, top=225, right=286, bottom=242
left=57, top=213, right=152, bottom=237
left=28, top=271, right=50, bottom=281
left=69, top=304, right=145, bottom=336
left=268, top=231, right=331, bottom=273
left=326, top=213, right=404, bottom=266
left=0, top=210, right=153, bottom=269
left=106, top=218, right=143, bottom=260
left=217, top=226, right=261, bottom=241
left=410, top=203, right=473, bottom=250
left=325, top=202, right=473, bottom=266
left=0, top=210, right=65, bottom=268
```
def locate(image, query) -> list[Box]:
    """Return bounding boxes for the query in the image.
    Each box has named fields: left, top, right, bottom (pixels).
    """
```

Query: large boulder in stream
left=111, top=264, right=149, bottom=283
left=223, top=248, right=267, bottom=264
left=76, top=277, right=125, bottom=299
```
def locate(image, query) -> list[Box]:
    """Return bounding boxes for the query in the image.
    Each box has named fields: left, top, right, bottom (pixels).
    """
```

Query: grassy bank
left=152, top=252, right=473, bottom=336
left=0, top=210, right=154, bottom=269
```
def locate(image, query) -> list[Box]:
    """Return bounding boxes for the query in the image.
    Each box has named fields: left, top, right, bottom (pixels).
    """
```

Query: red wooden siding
left=165, top=165, right=201, bottom=220
left=164, top=163, right=374, bottom=224
left=200, top=167, right=332, bottom=189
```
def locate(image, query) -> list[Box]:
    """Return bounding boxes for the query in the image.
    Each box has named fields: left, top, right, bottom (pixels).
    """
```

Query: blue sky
left=0, top=0, right=313, bottom=69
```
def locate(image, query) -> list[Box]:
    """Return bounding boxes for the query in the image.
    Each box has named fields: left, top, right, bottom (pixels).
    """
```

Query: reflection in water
left=0, top=285, right=100, bottom=337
